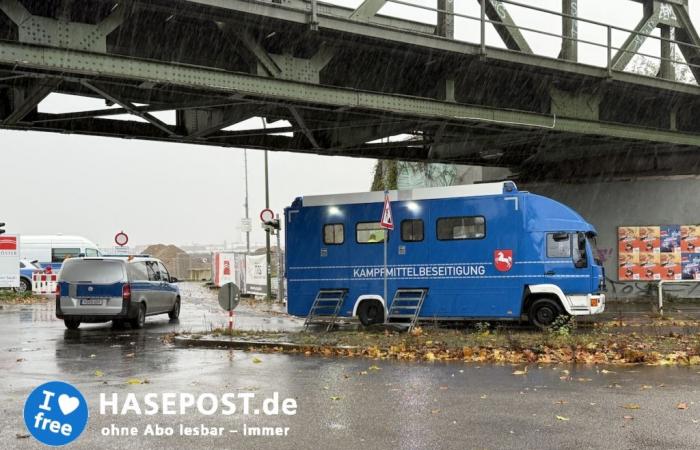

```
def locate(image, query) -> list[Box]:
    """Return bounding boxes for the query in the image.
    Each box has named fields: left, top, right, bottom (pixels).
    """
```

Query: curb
left=174, top=335, right=359, bottom=352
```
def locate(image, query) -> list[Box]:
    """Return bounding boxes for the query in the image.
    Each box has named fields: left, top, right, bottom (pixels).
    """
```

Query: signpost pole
left=383, top=228, right=388, bottom=307
left=380, top=190, right=393, bottom=307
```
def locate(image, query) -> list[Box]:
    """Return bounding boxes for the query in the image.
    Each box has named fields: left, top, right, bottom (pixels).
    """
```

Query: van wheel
left=529, top=298, right=562, bottom=330
left=168, top=297, right=181, bottom=320
left=18, top=278, right=31, bottom=293
left=358, top=300, right=384, bottom=326
left=130, top=304, right=146, bottom=329
left=64, top=319, right=80, bottom=330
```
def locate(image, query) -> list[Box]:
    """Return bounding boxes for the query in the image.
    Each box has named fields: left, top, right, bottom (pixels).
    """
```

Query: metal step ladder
left=387, top=288, right=428, bottom=332
left=304, top=289, right=348, bottom=331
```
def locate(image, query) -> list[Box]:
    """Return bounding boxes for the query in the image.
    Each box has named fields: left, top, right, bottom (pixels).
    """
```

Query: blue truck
left=284, top=181, right=605, bottom=329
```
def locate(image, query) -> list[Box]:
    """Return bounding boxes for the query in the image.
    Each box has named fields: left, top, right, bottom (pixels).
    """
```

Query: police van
left=284, top=182, right=605, bottom=329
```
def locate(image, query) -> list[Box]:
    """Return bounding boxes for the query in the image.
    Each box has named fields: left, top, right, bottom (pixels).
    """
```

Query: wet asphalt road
left=1, top=283, right=700, bottom=449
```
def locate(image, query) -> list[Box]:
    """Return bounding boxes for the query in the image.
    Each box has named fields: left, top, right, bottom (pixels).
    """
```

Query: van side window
left=85, top=248, right=99, bottom=257
left=436, top=216, right=485, bottom=240
left=356, top=222, right=385, bottom=244
left=52, top=248, right=80, bottom=263
left=323, top=224, right=344, bottom=245
left=145, top=261, right=161, bottom=281
left=128, top=262, right=149, bottom=281
left=547, top=233, right=572, bottom=258
left=158, top=263, right=171, bottom=282
left=401, top=219, right=424, bottom=242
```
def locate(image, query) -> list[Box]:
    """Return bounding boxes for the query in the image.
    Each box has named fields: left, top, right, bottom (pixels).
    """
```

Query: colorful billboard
left=618, top=225, right=699, bottom=281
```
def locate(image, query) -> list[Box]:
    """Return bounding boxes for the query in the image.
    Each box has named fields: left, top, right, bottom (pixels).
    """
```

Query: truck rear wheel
left=357, top=300, right=384, bottom=326
left=528, top=298, right=562, bottom=330
left=130, top=304, right=146, bottom=329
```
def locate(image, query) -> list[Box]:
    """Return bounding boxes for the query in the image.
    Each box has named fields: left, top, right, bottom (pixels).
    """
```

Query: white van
left=20, top=235, right=101, bottom=270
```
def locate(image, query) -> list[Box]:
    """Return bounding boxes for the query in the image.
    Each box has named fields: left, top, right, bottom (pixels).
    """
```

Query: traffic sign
left=114, top=231, right=129, bottom=247
left=259, top=208, right=274, bottom=222
left=218, top=282, right=241, bottom=311
left=380, top=192, right=394, bottom=230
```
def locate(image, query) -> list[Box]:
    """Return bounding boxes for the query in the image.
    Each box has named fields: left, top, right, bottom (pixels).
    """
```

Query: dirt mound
left=142, top=244, right=187, bottom=279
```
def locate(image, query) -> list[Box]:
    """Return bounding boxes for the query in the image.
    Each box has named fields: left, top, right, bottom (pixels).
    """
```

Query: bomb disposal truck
left=284, top=182, right=605, bottom=329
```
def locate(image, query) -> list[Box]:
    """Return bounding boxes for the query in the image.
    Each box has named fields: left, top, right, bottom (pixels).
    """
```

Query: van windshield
left=60, top=260, right=125, bottom=284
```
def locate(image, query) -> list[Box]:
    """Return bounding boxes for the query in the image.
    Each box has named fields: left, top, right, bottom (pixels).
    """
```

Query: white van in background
left=20, top=235, right=101, bottom=270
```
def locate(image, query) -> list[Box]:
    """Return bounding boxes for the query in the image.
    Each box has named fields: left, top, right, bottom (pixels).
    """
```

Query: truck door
left=544, top=232, right=590, bottom=294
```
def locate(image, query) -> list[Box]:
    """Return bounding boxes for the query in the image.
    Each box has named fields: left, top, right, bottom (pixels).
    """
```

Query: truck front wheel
left=357, top=300, right=384, bottom=326
left=528, top=298, right=562, bottom=330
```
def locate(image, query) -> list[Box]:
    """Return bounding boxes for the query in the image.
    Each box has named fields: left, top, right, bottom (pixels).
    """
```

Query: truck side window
left=573, top=232, right=588, bottom=268
left=436, top=216, right=485, bottom=240
left=356, top=222, right=385, bottom=244
left=85, top=248, right=99, bottom=257
left=401, top=219, right=424, bottom=242
left=547, top=233, right=572, bottom=258
left=323, top=224, right=344, bottom=245
left=52, top=248, right=80, bottom=263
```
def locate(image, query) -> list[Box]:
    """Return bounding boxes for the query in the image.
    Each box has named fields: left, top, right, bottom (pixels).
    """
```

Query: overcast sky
left=1, top=0, right=697, bottom=249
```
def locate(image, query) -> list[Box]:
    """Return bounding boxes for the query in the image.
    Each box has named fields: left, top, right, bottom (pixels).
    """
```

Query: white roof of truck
left=301, top=181, right=516, bottom=207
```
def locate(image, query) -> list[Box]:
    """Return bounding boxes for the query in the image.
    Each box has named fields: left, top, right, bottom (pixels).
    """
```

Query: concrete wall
left=525, top=176, right=700, bottom=299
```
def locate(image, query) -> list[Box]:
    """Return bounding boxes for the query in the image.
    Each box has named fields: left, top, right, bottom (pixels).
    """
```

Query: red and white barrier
left=32, top=272, right=58, bottom=295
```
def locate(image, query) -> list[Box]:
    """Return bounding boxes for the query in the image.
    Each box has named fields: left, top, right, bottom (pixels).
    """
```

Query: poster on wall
left=681, top=225, right=700, bottom=252
left=682, top=253, right=700, bottom=280
left=618, top=227, right=638, bottom=253
left=618, top=225, right=696, bottom=281
left=618, top=251, right=639, bottom=280
left=660, top=225, right=681, bottom=253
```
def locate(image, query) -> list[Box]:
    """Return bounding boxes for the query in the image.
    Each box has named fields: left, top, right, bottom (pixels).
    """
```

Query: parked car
left=55, top=256, right=180, bottom=330
left=18, top=259, right=42, bottom=293
left=20, top=235, right=101, bottom=271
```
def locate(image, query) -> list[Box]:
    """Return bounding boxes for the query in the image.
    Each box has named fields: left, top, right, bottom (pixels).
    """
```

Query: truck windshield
left=60, top=260, right=125, bottom=284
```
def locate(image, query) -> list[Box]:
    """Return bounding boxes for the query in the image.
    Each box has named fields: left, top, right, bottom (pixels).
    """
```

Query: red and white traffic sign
left=380, top=193, right=394, bottom=230
left=114, top=231, right=129, bottom=247
left=260, top=208, right=275, bottom=223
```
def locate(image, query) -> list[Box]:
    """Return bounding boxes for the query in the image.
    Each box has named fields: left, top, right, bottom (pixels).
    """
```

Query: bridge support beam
left=80, top=81, right=178, bottom=137
left=483, top=0, right=533, bottom=53
left=559, top=0, right=578, bottom=62
left=0, top=0, right=124, bottom=52
left=671, top=3, right=700, bottom=82
left=350, top=0, right=386, bottom=20
left=2, top=79, right=60, bottom=125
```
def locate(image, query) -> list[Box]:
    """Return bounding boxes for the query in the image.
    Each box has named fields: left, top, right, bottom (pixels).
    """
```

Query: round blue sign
left=23, top=381, right=89, bottom=446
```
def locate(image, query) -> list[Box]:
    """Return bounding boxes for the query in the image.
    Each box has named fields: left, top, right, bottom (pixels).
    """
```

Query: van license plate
left=80, top=299, right=104, bottom=305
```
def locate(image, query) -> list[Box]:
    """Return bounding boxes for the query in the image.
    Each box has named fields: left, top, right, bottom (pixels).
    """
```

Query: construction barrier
left=32, top=272, right=58, bottom=295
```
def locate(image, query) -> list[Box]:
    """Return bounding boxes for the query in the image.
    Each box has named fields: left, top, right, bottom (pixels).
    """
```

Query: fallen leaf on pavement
left=330, top=396, right=341, bottom=401
left=600, top=369, right=615, bottom=374
left=623, top=415, right=634, bottom=420
left=513, top=368, right=528, bottom=376
left=677, top=402, right=689, bottom=410
left=623, top=403, right=641, bottom=410
left=126, top=378, right=148, bottom=385
left=252, top=357, right=262, bottom=364
left=94, top=370, right=104, bottom=377
left=16, top=433, right=29, bottom=439
left=368, top=365, right=381, bottom=371
left=556, top=415, right=570, bottom=421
